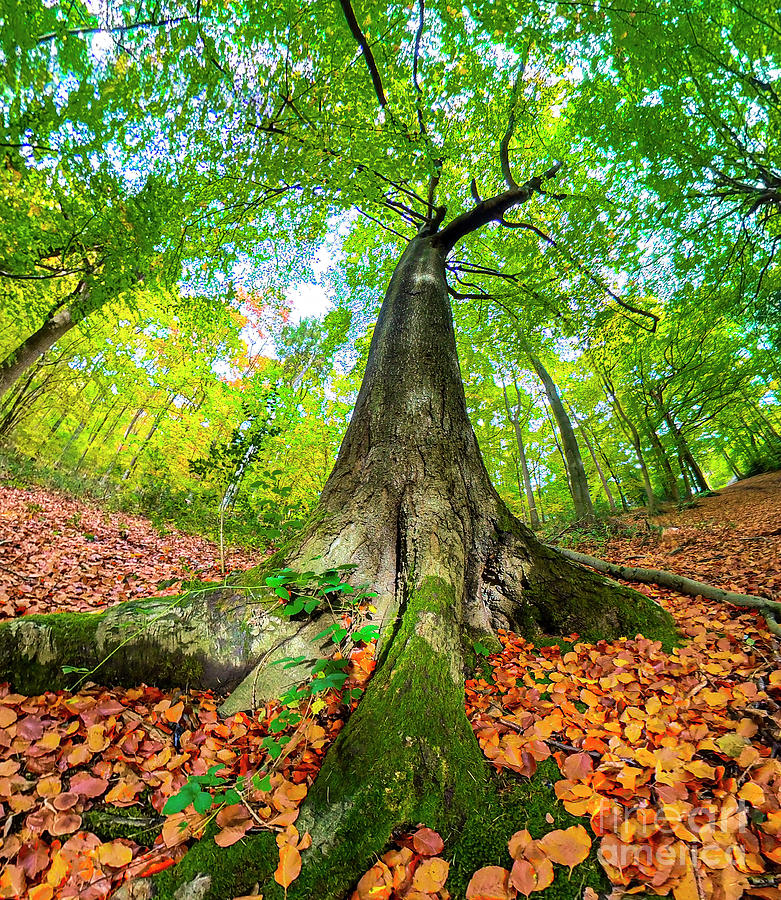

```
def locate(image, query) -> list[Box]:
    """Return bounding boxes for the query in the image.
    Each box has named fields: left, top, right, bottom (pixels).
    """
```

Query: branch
left=36, top=16, right=191, bottom=44
left=338, top=0, right=388, bottom=108
left=434, top=161, right=562, bottom=252
left=498, top=217, right=659, bottom=331
left=557, top=548, right=781, bottom=637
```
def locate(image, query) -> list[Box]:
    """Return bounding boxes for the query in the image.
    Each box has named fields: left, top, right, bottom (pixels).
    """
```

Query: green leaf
left=193, top=789, right=213, bottom=813
left=252, top=773, right=272, bottom=793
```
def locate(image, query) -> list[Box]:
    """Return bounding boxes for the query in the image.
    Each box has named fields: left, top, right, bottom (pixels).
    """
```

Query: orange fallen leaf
left=466, top=865, right=513, bottom=900
left=274, top=842, right=302, bottom=888
left=539, top=825, right=591, bottom=871
left=164, top=700, right=185, bottom=723
left=412, top=856, right=449, bottom=892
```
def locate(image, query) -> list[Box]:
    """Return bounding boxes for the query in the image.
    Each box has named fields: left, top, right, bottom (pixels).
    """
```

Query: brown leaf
left=413, top=826, right=445, bottom=857
left=356, top=861, right=392, bottom=900
left=465, top=865, right=513, bottom=900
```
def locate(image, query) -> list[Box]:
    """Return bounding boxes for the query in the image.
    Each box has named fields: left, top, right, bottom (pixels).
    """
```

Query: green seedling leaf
left=252, top=773, right=272, bottom=793
left=193, top=790, right=213, bottom=813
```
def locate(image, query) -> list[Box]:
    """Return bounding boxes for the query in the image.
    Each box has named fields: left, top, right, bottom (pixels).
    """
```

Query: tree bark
left=527, top=353, right=594, bottom=520
left=0, top=230, right=676, bottom=900
left=0, top=285, right=86, bottom=400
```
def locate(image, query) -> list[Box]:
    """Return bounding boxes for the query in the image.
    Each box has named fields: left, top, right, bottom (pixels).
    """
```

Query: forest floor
left=0, top=473, right=780, bottom=900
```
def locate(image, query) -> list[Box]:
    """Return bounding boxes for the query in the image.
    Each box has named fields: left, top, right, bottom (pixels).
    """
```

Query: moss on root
left=0, top=610, right=102, bottom=694
left=522, top=557, right=679, bottom=652
left=153, top=577, right=611, bottom=900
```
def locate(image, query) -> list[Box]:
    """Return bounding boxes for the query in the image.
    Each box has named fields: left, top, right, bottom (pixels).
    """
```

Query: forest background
left=0, top=0, right=779, bottom=548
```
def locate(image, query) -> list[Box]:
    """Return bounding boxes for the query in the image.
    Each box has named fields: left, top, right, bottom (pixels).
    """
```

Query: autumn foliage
left=1, top=475, right=781, bottom=898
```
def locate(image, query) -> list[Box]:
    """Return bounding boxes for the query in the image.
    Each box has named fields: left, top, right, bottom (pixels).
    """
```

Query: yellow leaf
left=738, top=782, right=765, bottom=806
left=274, top=842, right=302, bottom=888
left=98, top=841, right=134, bottom=868
left=539, top=825, right=591, bottom=871
left=673, top=854, right=699, bottom=900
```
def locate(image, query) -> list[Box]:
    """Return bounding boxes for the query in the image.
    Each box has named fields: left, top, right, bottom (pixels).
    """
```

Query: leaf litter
left=1, top=474, right=781, bottom=898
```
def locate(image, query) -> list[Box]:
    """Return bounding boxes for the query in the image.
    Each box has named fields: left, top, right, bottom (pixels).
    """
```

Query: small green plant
left=159, top=566, right=377, bottom=819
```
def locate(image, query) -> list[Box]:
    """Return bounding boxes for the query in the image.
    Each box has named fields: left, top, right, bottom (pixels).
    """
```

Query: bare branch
left=36, top=16, right=191, bottom=44
left=338, top=0, right=389, bottom=108
left=434, top=161, right=562, bottom=252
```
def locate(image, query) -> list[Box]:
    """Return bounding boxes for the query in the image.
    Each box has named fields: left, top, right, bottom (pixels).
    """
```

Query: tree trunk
left=0, top=357, right=46, bottom=438
left=503, top=383, right=540, bottom=529
left=527, top=353, right=594, bottom=520
left=71, top=398, right=121, bottom=475
left=663, top=412, right=710, bottom=493
left=588, top=426, right=629, bottom=512
left=604, top=387, right=656, bottom=515
left=644, top=418, right=680, bottom=502
left=0, top=287, right=85, bottom=400
left=721, top=449, right=744, bottom=480
left=121, top=398, right=173, bottom=480
left=569, top=408, right=617, bottom=511
left=100, top=407, right=145, bottom=485
left=0, top=235, right=675, bottom=900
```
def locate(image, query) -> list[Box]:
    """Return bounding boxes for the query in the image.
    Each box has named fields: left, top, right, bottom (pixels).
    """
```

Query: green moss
left=447, top=759, right=610, bottom=900
left=0, top=610, right=102, bottom=694
left=153, top=825, right=278, bottom=900
left=521, top=563, right=680, bottom=653
left=82, top=799, right=163, bottom=846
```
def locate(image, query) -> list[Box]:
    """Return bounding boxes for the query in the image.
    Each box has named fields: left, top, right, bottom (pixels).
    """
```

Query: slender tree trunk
left=0, top=284, right=87, bottom=400
left=644, top=418, right=680, bottom=502
left=568, top=408, right=616, bottom=511
left=100, top=408, right=145, bottom=485
left=513, top=454, right=529, bottom=523
left=71, top=398, right=121, bottom=475
left=677, top=448, right=694, bottom=499
left=502, top=383, right=540, bottom=528
left=527, top=352, right=594, bottom=519
left=587, top=424, right=629, bottom=511
left=721, top=449, right=744, bottom=480
left=121, top=398, right=173, bottom=480
left=0, top=357, right=45, bottom=437
left=663, top=412, right=710, bottom=493
left=602, top=381, right=656, bottom=514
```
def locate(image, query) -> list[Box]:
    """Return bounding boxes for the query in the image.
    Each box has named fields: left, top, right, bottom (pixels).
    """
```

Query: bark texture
left=0, top=295, right=80, bottom=400
left=0, top=230, right=677, bottom=900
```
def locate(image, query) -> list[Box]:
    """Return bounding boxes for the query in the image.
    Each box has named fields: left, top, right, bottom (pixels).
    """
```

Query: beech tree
left=7, top=0, right=765, bottom=896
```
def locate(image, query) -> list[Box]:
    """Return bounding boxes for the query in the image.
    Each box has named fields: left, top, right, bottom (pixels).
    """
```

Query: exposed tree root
left=558, top=548, right=781, bottom=637
left=0, top=578, right=338, bottom=697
